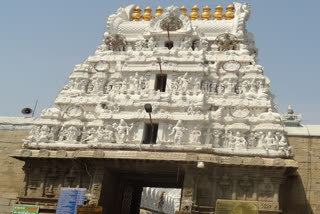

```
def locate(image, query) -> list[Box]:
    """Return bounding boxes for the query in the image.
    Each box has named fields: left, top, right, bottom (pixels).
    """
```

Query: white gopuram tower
left=13, top=4, right=297, bottom=214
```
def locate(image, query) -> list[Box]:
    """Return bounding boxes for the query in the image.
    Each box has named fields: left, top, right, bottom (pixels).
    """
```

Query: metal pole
left=32, top=99, right=38, bottom=117
left=148, top=113, right=154, bottom=144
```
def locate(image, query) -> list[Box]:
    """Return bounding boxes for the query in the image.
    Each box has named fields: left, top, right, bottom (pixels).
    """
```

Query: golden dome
left=201, top=6, right=211, bottom=20
left=154, top=6, right=163, bottom=18
left=180, top=6, right=187, bottom=16
left=142, top=6, right=152, bottom=21
left=189, top=5, right=200, bottom=21
left=213, top=5, right=223, bottom=20
left=132, top=6, right=142, bottom=21
left=225, top=4, right=235, bottom=20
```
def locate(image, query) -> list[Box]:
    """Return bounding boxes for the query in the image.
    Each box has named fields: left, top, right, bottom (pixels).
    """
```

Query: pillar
left=89, top=166, right=105, bottom=206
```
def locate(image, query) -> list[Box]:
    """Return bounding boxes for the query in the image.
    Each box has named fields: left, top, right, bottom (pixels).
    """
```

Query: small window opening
left=191, top=39, right=200, bottom=50
left=142, top=123, right=158, bottom=144
left=165, top=41, right=173, bottom=49
left=154, top=74, right=167, bottom=92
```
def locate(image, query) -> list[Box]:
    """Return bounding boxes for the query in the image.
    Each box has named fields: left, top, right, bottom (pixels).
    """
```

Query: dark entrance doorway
left=99, top=160, right=184, bottom=214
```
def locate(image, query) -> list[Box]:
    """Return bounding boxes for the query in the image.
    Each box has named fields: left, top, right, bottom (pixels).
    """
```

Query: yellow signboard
left=215, top=199, right=258, bottom=214
left=77, top=206, right=103, bottom=214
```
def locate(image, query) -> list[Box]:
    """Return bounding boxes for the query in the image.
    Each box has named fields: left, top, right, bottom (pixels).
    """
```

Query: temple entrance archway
left=98, top=159, right=184, bottom=214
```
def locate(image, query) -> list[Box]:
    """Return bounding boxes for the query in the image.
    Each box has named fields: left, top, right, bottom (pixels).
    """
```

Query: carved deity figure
left=276, top=132, right=290, bottom=155
left=200, top=38, right=209, bottom=50
left=223, top=79, right=236, bottom=95
left=233, top=131, right=247, bottom=150
left=212, top=130, right=222, bottom=147
left=58, top=127, right=66, bottom=141
left=38, top=125, right=50, bottom=142
left=247, top=132, right=257, bottom=148
left=95, top=127, right=107, bottom=142
left=246, top=81, right=258, bottom=98
left=239, top=80, right=249, bottom=94
left=256, top=80, right=269, bottom=99
left=180, top=73, right=189, bottom=91
left=265, top=131, right=277, bottom=150
left=112, top=103, right=120, bottom=113
left=139, top=75, right=147, bottom=90
left=26, top=126, right=40, bottom=143
left=73, top=78, right=87, bottom=92
left=65, top=126, right=81, bottom=143
left=81, top=127, right=96, bottom=143
left=172, top=73, right=191, bottom=92
left=104, top=80, right=115, bottom=94
left=223, top=130, right=233, bottom=148
left=105, top=125, right=116, bottom=143
left=217, top=84, right=225, bottom=94
left=48, top=126, right=59, bottom=141
left=181, top=37, right=192, bottom=50
left=88, top=79, right=104, bottom=94
left=129, top=72, right=140, bottom=90
left=115, top=119, right=133, bottom=144
left=169, top=120, right=187, bottom=145
left=201, top=80, right=210, bottom=92
left=256, top=131, right=265, bottom=148
left=191, top=126, right=202, bottom=144
left=148, top=37, right=155, bottom=50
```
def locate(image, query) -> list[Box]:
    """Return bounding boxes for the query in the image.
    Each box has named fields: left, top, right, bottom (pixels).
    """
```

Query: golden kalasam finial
left=224, top=4, right=235, bottom=20
left=180, top=6, right=187, bottom=16
left=154, top=6, right=163, bottom=18
left=142, top=6, right=152, bottom=21
left=213, top=5, right=224, bottom=20
left=131, top=6, right=142, bottom=21
left=189, top=5, right=200, bottom=20
left=201, top=6, right=211, bottom=20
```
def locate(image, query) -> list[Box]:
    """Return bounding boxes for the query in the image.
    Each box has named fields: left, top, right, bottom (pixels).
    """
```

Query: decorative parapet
left=105, top=4, right=251, bottom=42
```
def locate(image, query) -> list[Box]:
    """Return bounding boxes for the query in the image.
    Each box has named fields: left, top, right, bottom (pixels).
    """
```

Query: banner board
left=215, top=199, right=258, bottom=214
left=77, top=206, right=103, bottom=214
left=56, top=188, right=86, bottom=214
left=12, top=205, right=39, bottom=214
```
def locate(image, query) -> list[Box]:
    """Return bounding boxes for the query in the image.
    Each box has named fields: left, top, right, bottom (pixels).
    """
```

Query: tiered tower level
left=24, top=3, right=291, bottom=157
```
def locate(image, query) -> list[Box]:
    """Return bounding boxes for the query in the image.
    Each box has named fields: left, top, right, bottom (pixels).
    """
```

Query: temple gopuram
left=11, top=3, right=310, bottom=214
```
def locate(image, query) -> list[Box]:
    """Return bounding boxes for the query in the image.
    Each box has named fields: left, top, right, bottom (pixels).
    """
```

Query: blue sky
left=0, top=0, right=319, bottom=124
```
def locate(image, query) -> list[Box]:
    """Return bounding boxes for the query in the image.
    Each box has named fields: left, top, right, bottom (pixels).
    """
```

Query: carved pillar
left=194, top=173, right=201, bottom=205
left=44, top=169, right=58, bottom=198
left=89, top=166, right=105, bottom=206
left=40, top=167, right=49, bottom=197
left=252, top=178, right=258, bottom=200
left=273, top=183, right=280, bottom=202
left=211, top=176, right=218, bottom=205
left=232, top=178, right=237, bottom=200
left=271, top=177, right=283, bottom=210
left=180, top=167, right=196, bottom=212
left=19, top=165, right=31, bottom=197
left=57, top=168, right=67, bottom=191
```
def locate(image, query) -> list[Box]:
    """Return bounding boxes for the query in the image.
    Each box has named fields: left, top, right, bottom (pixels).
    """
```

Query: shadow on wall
left=280, top=174, right=313, bottom=214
